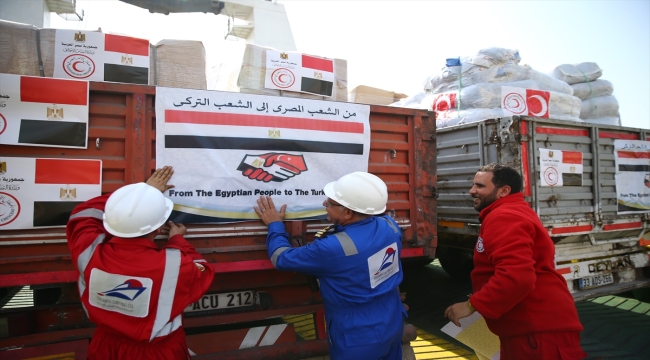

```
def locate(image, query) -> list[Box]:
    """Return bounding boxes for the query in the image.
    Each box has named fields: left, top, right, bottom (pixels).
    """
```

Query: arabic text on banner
left=539, top=148, right=583, bottom=187
left=264, top=50, right=335, bottom=97
left=613, top=139, right=650, bottom=214
left=0, top=157, right=102, bottom=230
left=0, top=73, right=89, bottom=148
left=155, top=87, right=370, bottom=223
left=53, top=29, right=149, bottom=85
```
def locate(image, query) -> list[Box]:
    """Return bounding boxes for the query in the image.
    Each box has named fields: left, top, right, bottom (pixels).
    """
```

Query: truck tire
left=437, top=247, right=474, bottom=279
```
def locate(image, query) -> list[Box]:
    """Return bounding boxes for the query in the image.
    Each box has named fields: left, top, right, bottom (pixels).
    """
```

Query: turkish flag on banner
left=501, top=87, right=550, bottom=118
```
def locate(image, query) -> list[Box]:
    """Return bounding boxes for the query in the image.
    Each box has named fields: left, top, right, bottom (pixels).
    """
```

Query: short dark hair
left=478, top=163, right=522, bottom=194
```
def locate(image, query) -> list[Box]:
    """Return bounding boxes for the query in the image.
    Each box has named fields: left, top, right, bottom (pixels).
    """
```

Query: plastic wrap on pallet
left=237, top=44, right=348, bottom=102
left=389, top=91, right=428, bottom=109
left=552, top=62, right=602, bottom=85
left=0, top=20, right=40, bottom=76
left=153, top=39, right=206, bottom=90
left=434, top=108, right=583, bottom=129
left=426, top=63, right=573, bottom=95
left=570, top=79, right=614, bottom=100
left=206, top=41, right=247, bottom=93
left=421, top=83, right=581, bottom=118
left=580, top=95, right=619, bottom=119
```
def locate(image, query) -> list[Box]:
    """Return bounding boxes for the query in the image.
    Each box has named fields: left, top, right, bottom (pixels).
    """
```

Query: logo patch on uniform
left=476, top=237, right=485, bottom=253
left=367, top=242, right=399, bottom=289
left=195, top=262, right=206, bottom=272
left=88, top=268, right=152, bottom=318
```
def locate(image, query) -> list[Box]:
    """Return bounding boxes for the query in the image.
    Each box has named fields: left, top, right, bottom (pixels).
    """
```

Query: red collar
left=478, top=192, right=525, bottom=221
left=108, top=236, right=159, bottom=249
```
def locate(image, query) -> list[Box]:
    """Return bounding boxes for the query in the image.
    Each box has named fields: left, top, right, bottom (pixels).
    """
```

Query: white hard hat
left=323, top=172, right=388, bottom=215
left=103, top=183, right=174, bottom=238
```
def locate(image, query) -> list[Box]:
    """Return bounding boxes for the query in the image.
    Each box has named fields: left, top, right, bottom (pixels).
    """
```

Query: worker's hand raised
left=254, top=196, right=286, bottom=225
left=167, top=221, right=186, bottom=238
left=146, top=166, right=175, bottom=193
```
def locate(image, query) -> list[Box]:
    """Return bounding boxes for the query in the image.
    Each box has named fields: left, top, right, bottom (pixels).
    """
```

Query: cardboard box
left=349, top=85, right=408, bottom=105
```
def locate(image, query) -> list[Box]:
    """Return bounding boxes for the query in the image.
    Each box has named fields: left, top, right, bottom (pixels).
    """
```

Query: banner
left=0, top=157, right=102, bottom=230
left=539, top=148, right=583, bottom=187
left=265, top=50, right=335, bottom=97
left=155, top=87, right=370, bottom=223
left=614, top=139, right=650, bottom=214
left=54, top=29, right=149, bottom=85
left=0, top=74, right=89, bottom=148
left=501, top=86, right=550, bottom=118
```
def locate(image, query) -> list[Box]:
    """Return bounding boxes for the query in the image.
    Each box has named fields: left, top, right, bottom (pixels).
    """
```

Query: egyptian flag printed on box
left=155, top=87, right=370, bottom=223
left=265, top=50, right=335, bottom=97
left=613, top=139, right=650, bottom=213
left=0, top=157, right=102, bottom=230
left=103, top=34, right=149, bottom=85
left=539, top=148, right=583, bottom=187
left=501, top=86, right=550, bottom=118
left=0, top=73, right=89, bottom=148
left=53, top=29, right=149, bottom=85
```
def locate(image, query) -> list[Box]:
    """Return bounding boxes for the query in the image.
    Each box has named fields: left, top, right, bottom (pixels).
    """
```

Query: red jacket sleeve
left=66, top=194, right=112, bottom=269
left=470, top=210, right=537, bottom=319
left=166, top=234, right=215, bottom=318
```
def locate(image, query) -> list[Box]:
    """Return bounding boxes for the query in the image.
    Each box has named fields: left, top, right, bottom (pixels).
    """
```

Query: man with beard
left=444, top=163, right=586, bottom=360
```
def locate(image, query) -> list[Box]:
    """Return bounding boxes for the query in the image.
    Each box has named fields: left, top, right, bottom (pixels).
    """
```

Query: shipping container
left=435, top=116, right=650, bottom=301
left=0, top=81, right=437, bottom=358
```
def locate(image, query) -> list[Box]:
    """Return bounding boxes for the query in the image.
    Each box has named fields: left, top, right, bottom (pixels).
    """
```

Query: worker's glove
left=237, top=153, right=307, bottom=182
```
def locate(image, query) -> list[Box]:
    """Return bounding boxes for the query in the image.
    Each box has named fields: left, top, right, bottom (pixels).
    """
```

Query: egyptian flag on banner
left=0, top=157, right=101, bottom=230
left=539, top=148, right=583, bottom=187
left=265, top=50, right=335, bottom=97
left=103, top=34, right=149, bottom=85
left=613, top=139, right=650, bottom=213
left=0, top=73, right=89, bottom=148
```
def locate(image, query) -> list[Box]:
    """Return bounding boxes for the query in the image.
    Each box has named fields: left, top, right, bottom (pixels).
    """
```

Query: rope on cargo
left=578, top=68, right=598, bottom=118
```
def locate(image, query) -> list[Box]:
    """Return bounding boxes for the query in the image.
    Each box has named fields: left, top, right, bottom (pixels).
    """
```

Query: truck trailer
left=435, top=116, right=650, bottom=301
left=0, top=81, right=437, bottom=358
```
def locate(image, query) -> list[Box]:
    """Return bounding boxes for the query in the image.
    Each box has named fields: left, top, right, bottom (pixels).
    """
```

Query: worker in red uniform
left=66, top=166, right=214, bottom=359
left=444, top=163, right=587, bottom=360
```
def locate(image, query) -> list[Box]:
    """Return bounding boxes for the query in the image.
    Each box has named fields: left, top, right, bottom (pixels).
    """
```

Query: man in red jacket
left=67, top=166, right=214, bottom=359
left=444, top=163, right=586, bottom=360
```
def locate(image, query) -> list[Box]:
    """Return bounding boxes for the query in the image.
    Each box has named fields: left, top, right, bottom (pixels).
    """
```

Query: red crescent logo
left=0, top=113, right=7, bottom=135
left=0, top=192, right=21, bottom=226
left=72, top=61, right=83, bottom=72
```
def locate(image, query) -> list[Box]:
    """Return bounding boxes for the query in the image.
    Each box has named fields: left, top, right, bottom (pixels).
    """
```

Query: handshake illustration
left=237, top=153, right=308, bottom=183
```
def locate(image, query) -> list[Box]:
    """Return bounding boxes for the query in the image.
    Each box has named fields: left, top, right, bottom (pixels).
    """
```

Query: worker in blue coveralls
left=254, top=171, right=406, bottom=360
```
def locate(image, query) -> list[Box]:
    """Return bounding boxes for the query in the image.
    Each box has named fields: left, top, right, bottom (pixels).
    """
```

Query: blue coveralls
left=267, top=215, right=406, bottom=360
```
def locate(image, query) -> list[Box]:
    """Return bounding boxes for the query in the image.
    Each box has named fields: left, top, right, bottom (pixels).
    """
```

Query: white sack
left=426, top=64, right=573, bottom=95
left=580, top=95, right=619, bottom=119
left=570, top=79, right=614, bottom=100
left=553, top=62, right=602, bottom=84
left=422, top=84, right=581, bottom=118
left=435, top=108, right=583, bottom=129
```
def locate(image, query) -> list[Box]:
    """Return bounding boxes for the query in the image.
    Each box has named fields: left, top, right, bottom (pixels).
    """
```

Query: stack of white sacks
left=391, top=48, right=583, bottom=128
left=552, top=63, right=620, bottom=126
